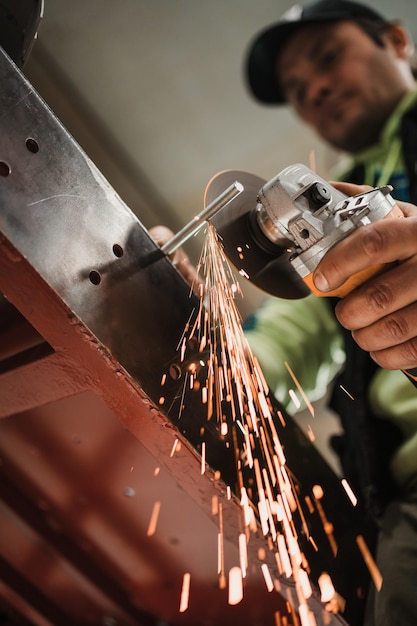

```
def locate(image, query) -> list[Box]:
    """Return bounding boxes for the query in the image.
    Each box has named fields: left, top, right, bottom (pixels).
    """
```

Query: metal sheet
left=0, top=47, right=373, bottom=625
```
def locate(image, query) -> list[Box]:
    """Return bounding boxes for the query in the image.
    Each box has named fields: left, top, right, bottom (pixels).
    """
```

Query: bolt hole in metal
left=300, top=228, right=310, bottom=239
left=112, top=243, right=124, bottom=257
left=169, top=363, right=182, bottom=380
left=0, top=161, right=11, bottom=176
left=25, top=137, right=39, bottom=153
left=89, top=270, right=102, bottom=285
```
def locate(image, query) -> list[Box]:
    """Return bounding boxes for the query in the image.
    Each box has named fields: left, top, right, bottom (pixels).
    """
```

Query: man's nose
left=306, top=73, right=332, bottom=106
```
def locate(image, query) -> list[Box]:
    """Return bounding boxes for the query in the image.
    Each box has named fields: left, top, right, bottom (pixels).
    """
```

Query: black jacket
left=328, top=101, right=417, bottom=523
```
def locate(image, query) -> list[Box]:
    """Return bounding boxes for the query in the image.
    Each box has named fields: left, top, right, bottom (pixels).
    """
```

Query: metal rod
left=161, top=181, right=243, bottom=255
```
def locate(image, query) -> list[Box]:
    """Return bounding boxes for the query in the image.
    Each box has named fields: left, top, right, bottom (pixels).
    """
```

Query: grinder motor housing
left=252, top=163, right=401, bottom=298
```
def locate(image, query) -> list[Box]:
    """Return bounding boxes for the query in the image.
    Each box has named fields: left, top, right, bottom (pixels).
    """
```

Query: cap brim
left=245, top=0, right=387, bottom=105
left=246, top=22, right=304, bottom=105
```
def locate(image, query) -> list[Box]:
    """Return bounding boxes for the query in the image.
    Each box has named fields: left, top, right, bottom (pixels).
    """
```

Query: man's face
left=277, top=21, right=414, bottom=152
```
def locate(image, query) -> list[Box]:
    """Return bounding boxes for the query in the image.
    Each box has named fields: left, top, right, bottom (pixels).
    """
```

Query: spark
left=356, top=535, right=383, bottom=591
left=179, top=572, right=191, bottom=612
left=340, top=384, right=355, bottom=400
left=298, top=568, right=312, bottom=599
left=285, top=361, right=315, bottom=417
left=341, top=478, right=358, bottom=506
left=228, top=566, right=243, bottom=605
left=318, top=572, right=336, bottom=602
left=307, top=425, right=315, bottom=442
left=288, top=389, right=301, bottom=409
left=238, top=533, right=248, bottom=578
left=261, top=563, right=274, bottom=592
left=298, top=603, right=315, bottom=626
left=201, top=441, right=206, bottom=474
left=170, top=438, right=180, bottom=457
left=146, top=501, right=161, bottom=537
left=277, top=410, right=286, bottom=427
left=218, top=503, right=227, bottom=589
left=220, top=422, right=228, bottom=436
left=277, top=534, right=292, bottom=578
left=312, top=484, right=338, bottom=557
left=274, top=612, right=283, bottom=626
left=212, top=495, right=219, bottom=516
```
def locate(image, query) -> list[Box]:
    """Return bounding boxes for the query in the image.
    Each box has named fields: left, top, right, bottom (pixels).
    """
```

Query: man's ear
left=385, top=23, right=415, bottom=60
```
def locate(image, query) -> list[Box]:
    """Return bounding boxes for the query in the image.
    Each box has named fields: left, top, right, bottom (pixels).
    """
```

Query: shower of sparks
left=165, top=223, right=364, bottom=620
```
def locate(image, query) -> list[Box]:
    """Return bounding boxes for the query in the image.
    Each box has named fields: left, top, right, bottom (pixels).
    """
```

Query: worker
left=243, top=1, right=417, bottom=624
left=151, top=1, right=417, bottom=622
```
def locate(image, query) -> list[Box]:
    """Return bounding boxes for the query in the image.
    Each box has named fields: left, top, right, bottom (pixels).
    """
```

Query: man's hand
left=313, top=182, right=417, bottom=371
left=149, top=225, right=201, bottom=289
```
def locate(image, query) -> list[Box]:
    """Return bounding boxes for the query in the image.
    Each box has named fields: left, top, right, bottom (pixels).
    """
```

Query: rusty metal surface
left=0, top=47, right=372, bottom=625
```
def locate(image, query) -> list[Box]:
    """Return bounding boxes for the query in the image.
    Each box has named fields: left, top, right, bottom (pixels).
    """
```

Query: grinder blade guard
left=208, top=163, right=397, bottom=300
left=206, top=168, right=311, bottom=299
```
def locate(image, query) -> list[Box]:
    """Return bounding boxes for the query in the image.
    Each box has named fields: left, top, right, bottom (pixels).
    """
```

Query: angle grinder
left=205, top=163, right=417, bottom=385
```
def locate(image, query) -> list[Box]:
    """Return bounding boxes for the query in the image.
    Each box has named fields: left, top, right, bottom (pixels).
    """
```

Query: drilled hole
left=89, top=270, right=102, bottom=285
left=26, top=138, right=39, bottom=153
left=112, top=243, right=124, bottom=257
left=0, top=161, right=11, bottom=177
left=300, top=229, right=310, bottom=239
left=169, top=364, right=182, bottom=380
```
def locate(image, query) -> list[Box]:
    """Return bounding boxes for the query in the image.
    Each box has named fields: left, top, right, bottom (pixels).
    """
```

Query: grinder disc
left=205, top=170, right=310, bottom=299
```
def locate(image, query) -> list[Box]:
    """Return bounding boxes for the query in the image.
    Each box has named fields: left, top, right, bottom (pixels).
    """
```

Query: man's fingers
left=149, top=225, right=201, bottom=289
left=149, top=225, right=175, bottom=248
left=335, top=257, right=417, bottom=329
left=313, top=216, right=417, bottom=293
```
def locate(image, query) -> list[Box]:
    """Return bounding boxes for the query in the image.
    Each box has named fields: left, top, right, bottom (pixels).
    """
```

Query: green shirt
left=245, top=294, right=344, bottom=410
left=245, top=294, right=417, bottom=488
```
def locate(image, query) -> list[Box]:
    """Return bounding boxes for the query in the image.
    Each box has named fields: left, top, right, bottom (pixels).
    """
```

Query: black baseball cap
left=246, top=0, right=388, bottom=105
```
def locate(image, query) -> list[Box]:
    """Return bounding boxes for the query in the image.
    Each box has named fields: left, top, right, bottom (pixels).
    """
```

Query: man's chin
left=322, top=122, right=382, bottom=152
